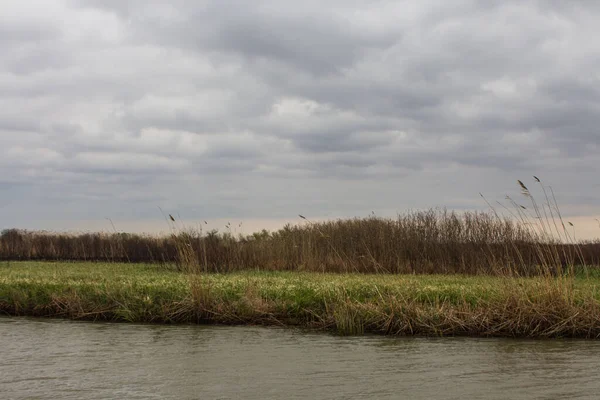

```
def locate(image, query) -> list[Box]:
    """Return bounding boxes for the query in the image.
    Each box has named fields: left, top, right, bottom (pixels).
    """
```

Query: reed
left=2, top=215, right=598, bottom=275
left=1, top=178, right=598, bottom=276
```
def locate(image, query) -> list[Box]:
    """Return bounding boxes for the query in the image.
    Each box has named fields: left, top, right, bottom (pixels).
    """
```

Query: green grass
left=2, top=261, right=600, bottom=337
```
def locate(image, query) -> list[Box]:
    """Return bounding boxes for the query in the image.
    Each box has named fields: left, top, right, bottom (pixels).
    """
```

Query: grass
left=3, top=261, right=600, bottom=338
left=2, top=178, right=599, bottom=337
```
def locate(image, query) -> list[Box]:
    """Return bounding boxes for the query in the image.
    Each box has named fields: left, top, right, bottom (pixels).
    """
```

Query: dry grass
left=1, top=211, right=598, bottom=275
left=3, top=262, right=600, bottom=337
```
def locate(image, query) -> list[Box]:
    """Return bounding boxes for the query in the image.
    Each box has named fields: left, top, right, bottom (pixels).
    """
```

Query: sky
left=1, top=0, right=599, bottom=238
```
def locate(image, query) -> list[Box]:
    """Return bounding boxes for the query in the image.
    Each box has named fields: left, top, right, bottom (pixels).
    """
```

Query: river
left=1, top=317, right=600, bottom=399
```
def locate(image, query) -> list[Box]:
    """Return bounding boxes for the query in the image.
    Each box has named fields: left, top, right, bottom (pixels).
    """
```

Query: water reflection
left=1, top=317, right=600, bottom=399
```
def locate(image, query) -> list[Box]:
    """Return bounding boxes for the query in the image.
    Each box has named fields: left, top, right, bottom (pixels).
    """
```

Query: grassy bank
left=2, top=261, right=600, bottom=338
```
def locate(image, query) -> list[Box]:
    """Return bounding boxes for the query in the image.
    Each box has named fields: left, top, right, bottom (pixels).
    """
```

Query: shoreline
left=2, top=261, right=600, bottom=338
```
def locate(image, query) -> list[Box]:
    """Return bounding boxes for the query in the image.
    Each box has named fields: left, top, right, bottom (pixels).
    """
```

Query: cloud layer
left=1, top=0, right=599, bottom=235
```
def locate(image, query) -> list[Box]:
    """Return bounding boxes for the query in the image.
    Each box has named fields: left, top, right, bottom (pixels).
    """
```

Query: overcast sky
left=1, top=0, right=599, bottom=237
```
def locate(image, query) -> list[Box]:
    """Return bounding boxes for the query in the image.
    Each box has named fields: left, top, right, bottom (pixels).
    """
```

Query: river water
left=2, top=318, right=600, bottom=399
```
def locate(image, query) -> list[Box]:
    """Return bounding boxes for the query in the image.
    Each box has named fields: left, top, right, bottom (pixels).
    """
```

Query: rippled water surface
left=2, top=317, right=600, bottom=399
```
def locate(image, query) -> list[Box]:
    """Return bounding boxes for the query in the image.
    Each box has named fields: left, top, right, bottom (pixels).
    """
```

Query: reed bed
left=1, top=212, right=598, bottom=275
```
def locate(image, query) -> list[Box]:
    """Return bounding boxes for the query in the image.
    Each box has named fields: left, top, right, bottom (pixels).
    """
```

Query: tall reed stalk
left=1, top=179, right=597, bottom=275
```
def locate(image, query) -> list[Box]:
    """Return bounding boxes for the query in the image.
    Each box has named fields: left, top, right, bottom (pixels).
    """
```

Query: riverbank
left=2, top=261, right=600, bottom=337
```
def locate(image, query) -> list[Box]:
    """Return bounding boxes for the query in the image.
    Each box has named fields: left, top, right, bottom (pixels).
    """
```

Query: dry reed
left=1, top=178, right=598, bottom=276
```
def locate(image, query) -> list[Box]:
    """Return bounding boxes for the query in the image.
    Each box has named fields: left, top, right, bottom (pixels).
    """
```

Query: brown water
left=2, top=317, right=600, bottom=399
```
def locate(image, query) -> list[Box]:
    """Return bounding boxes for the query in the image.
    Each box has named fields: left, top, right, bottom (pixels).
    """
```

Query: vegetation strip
left=2, top=208, right=598, bottom=275
left=2, top=262, right=600, bottom=338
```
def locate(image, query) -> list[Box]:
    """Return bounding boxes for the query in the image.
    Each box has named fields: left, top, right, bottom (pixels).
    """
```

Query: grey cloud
left=5, top=46, right=73, bottom=76
left=120, top=109, right=232, bottom=135
left=0, top=19, right=60, bottom=45
left=541, top=79, right=600, bottom=105
left=0, top=117, right=41, bottom=132
left=200, top=12, right=396, bottom=76
left=290, top=130, right=396, bottom=154
left=1, top=0, right=600, bottom=230
left=206, top=145, right=262, bottom=161
left=79, top=1, right=400, bottom=75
